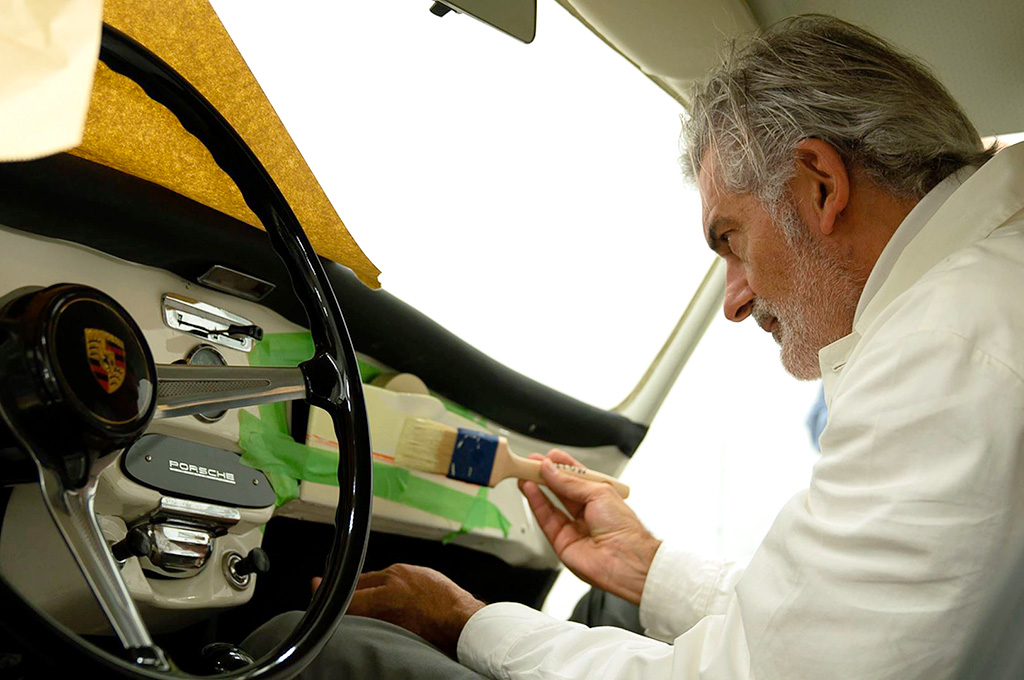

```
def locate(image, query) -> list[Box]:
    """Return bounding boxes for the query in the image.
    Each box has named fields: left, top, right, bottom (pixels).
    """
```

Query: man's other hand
left=331, top=564, right=485, bottom=658
left=519, top=449, right=661, bottom=605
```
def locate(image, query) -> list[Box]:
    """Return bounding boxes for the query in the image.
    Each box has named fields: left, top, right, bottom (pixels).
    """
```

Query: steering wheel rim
left=0, top=23, right=373, bottom=678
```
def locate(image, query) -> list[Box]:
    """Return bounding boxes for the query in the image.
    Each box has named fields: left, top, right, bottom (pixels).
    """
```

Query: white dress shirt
left=457, top=142, right=1024, bottom=680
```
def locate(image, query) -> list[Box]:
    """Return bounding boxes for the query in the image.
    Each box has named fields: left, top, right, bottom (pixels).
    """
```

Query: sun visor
left=554, top=0, right=757, bottom=109
left=70, top=0, right=380, bottom=288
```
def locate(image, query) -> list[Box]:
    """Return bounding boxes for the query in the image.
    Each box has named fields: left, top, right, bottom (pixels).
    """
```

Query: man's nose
left=723, top=262, right=754, bottom=322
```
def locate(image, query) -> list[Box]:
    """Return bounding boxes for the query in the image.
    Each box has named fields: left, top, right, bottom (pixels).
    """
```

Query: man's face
left=699, top=165, right=862, bottom=380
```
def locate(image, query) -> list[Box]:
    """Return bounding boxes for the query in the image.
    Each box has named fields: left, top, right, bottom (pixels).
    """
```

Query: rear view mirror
left=430, top=0, right=537, bottom=43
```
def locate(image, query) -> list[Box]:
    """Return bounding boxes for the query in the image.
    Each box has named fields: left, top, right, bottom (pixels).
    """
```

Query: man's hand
left=519, top=449, right=661, bottom=605
left=335, top=564, right=485, bottom=658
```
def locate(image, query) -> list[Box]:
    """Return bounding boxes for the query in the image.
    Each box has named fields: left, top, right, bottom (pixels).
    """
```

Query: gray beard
left=752, top=224, right=863, bottom=381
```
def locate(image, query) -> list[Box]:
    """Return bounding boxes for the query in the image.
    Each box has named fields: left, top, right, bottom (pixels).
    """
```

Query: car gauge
left=185, top=344, right=229, bottom=423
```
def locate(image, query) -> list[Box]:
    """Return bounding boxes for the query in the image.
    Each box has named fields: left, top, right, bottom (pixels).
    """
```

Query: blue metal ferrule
left=449, top=429, right=498, bottom=486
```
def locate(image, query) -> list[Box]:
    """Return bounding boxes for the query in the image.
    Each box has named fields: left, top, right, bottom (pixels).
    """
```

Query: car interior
left=0, top=0, right=1021, bottom=677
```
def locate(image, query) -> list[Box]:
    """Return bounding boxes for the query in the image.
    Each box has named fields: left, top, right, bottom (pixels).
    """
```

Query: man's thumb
left=539, top=458, right=600, bottom=502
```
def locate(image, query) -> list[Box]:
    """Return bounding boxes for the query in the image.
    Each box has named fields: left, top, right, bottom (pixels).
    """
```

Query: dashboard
left=0, top=223, right=565, bottom=634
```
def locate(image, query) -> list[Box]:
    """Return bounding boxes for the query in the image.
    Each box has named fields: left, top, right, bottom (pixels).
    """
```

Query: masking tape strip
left=373, top=463, right=510, bottom=539
left=238, top=333, right=511, bottom=537
left=250, top=332, right=487, bottom=425
left=248, top=331, right=383, bottom=384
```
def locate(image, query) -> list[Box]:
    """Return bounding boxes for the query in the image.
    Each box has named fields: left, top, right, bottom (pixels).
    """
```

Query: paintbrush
left=395, top=418, right=630, bottom=498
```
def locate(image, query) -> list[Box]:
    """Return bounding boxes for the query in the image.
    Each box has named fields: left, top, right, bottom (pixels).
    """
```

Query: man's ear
left=791, top=139, right=850, bottom=236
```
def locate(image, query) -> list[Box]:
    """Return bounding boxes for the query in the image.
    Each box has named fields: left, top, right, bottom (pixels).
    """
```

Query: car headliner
left=557, top=0, right=1023, bottom=137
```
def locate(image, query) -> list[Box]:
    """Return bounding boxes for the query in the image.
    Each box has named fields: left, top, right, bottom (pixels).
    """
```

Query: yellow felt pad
left=71, top=0, right=380, bottom=288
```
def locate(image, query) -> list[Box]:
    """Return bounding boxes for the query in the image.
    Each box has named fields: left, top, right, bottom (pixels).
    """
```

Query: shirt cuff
left=458, top=602, right=564, bottom=678
left=639, top=543, right=729, bottom=642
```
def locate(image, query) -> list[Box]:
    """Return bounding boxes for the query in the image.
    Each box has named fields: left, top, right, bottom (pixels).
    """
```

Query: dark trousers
left=242, top=588, right=642, bottom=679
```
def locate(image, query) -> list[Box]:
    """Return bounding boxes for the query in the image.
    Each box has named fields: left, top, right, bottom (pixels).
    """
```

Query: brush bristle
left=394, top=418, right=458, bottom=474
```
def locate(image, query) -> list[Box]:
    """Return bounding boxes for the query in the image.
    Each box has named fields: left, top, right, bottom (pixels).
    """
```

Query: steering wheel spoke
left=154, top=364, right=306, bottom=419
left=35, top=464, right=170, bottom=670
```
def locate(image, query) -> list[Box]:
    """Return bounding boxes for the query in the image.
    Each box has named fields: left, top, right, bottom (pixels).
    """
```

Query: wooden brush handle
left=511, top=456, right=630, bottom=498
left=553, top=462, right=630, bottom=498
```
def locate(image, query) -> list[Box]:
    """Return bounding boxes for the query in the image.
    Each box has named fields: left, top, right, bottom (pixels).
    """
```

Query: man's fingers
left=539, top=458, right=604, bottom=506
left=318, top=570, right=383, bottom=594
left=356, top=569, right=389, bottom=590
left=346, top=585, right=387, bottom=618
left=520, top=480, right=563, bottom=529
left=519, top=463, right=584, bottom=516
left=520, top=478, right=584, bottom=549
left=524, top=451, right=590, bottom=514
left=546, top=448, right=584, bottom=468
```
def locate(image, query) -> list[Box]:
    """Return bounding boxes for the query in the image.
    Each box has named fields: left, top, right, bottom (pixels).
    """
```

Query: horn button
left=0, top=284, right=156, bottom=489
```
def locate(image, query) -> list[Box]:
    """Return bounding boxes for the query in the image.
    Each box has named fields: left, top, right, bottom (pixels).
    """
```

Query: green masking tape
left=249, top=331, right=383, bottom=384
left=237, top=333, right=511, bottom=537
left=372, top=462, right=511, bottom=540
left=250, top=331, right=485, bottom=424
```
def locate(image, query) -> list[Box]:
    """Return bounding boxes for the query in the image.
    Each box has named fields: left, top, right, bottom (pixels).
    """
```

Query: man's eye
left=721, top=232, right=742, bottom=260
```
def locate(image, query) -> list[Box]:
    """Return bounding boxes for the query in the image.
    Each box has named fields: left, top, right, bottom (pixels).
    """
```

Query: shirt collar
left=818, top=141, right=1024, bottom=400
left=853, top=142, right=1024, bottom=335
left=852, top=166, right=975, bottom=326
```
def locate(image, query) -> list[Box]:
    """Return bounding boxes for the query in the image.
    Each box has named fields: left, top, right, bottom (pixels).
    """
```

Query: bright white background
left=211, top=0, right=821, bottom=618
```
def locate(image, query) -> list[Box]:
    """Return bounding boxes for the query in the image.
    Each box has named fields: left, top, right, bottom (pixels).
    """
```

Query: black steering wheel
left=0, top=24, right=372, bottom=678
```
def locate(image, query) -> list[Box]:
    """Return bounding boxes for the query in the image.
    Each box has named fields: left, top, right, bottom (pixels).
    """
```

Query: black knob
left=200, top=642, right=255, bottom=673
left=233, top=548, right=270, bottom=577
left=430, top=2, right=452, bottom=17
left=111, top=527, right=152, bottom=562
left=226, top=324, right=263, bottom=341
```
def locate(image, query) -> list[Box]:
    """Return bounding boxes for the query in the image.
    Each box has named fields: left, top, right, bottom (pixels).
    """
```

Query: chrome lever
left=153, top=364, right=306, bottom=419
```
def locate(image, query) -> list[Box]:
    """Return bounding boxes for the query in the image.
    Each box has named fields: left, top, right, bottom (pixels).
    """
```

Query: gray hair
left=682, top=15, right=994, bottom=221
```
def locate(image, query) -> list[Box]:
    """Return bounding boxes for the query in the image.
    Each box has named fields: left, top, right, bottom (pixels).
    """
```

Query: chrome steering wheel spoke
left=34, top=463, right=170, bottom=671
left=154, top=364, right=306, bottom=419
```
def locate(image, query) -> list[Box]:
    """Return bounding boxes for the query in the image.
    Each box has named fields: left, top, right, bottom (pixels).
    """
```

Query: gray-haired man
left=246, top=15, right=1024, bottom=680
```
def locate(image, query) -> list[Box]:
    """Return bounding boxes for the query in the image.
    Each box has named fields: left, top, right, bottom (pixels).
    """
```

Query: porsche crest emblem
left=85, top=328, right=127, bottom=394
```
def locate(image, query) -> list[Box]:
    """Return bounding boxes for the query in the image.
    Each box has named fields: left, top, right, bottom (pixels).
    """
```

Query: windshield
left=210, top=0, right=711, bottom=410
